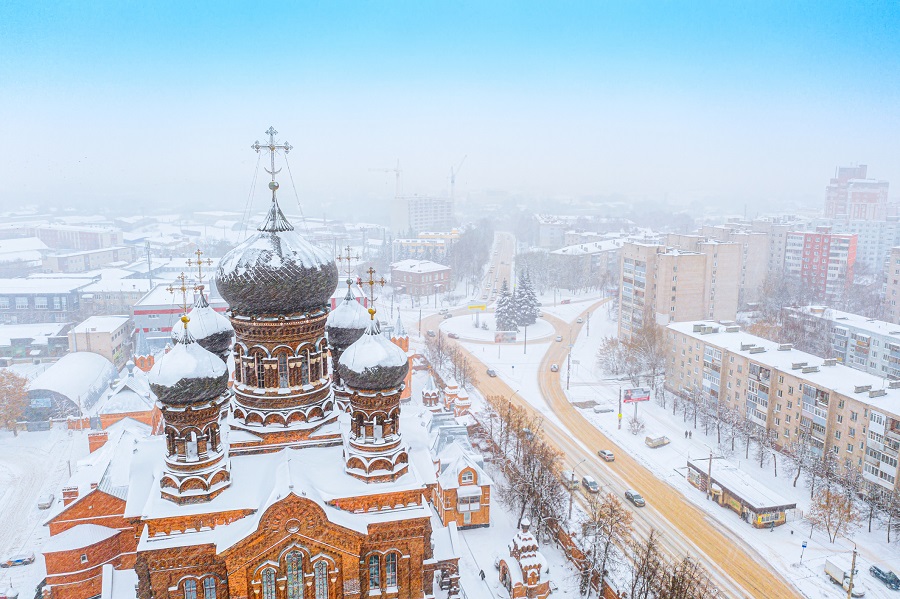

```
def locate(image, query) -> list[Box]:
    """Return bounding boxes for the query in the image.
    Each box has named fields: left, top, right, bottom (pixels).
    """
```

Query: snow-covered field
left=0, top=426, right=90, bottom=598
left=564, top=311, right=900, bottom=599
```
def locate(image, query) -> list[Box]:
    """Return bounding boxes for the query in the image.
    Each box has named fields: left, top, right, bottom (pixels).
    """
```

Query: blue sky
left=1, top=1, right=898, bottom=215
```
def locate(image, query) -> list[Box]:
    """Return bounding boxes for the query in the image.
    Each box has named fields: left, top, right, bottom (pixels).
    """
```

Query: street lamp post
left=568, top=458, right=587, bottom=519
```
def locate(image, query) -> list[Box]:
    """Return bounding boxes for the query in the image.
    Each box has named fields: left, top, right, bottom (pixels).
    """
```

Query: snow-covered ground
left=439, top=314, right=555, bottom=343
left=564, top=311, right=900, bottom=599
left=0, top=426, right=90, bottom=597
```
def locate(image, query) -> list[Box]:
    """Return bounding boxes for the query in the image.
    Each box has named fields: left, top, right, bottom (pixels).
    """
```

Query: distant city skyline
left=1, top=1, right=898, bottom=217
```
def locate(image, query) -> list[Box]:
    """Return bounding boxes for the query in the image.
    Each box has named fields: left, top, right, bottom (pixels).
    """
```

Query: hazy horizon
left=2, top=1, right=898, bottom=218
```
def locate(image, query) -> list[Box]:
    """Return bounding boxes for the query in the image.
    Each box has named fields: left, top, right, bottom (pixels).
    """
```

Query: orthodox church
left=40, top=131, right=487, bottom=599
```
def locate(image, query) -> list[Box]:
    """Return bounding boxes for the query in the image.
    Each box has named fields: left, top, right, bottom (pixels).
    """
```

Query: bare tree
left=808, top=488, right=862, bottom=543
left=595, top=336, right=627, bottom=376
left=627, top=529, right=665, bottom=599
left=0, top=370, right=29, bottom=436
left=784, top=433, right=814, bottom=488
left=628, top=415, right=646, bottom=436
left=753, top=427, right=776, bottom=469
left=632, top=322, right=667, bottom=390
left=580, top=492, right=633, bottom=597
left=657, top=555, right=718, bottom=599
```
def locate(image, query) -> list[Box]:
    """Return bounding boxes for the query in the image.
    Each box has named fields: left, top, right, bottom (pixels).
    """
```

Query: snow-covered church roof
left=326, top=281, right=370, bottom=349
left=149, top=321, right=227, bottom=404
left=88, top=361, right=155, bottom=416
left=338, top=317, right=409, bottom=390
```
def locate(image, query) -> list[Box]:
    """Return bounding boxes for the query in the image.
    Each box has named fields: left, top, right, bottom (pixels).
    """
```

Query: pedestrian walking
left=684, top=430, right=688, bottom=439
left=689, top=431, right=693, bottom=439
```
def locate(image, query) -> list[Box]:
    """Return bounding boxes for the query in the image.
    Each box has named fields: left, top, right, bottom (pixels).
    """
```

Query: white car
left=550, top=364, right=559, bottom=372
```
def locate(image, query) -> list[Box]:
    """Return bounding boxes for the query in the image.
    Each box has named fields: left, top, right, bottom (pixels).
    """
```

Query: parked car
left=37, top=494, right=55, bottom=509
left=426, top=330, right=436, bottom=337
left=443, top=313, right=452, bottom=319
left=560, top=299, right=571, bottom=304
left=447, top=332, right=460, bottom=339
left=555, top=335, right=563, bottom=342
left=550, top=364, right=559, bottom=372
left=2, top=552, right=35, bottom=568
left=870, top=565, right=900, bottom=590
left=581, top=475, right=600, bottom=493
left=598, top=449, right=615, bottom=462
left=593, top=404, right=614, bottom=414
left=576, top=317, right=584, bottom=323
left=486, top=369, right=497, bottom=377
left=439, top=308, right=449, bottom=314
left=625, top=490, right=646, bottom=507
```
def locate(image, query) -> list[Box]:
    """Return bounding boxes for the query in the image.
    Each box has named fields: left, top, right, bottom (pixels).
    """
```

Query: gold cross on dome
left=363, top=267, right=386, bottom=318
left=166, top=272, right=191, bottom=327
left=336, top=245, right=360, bottom=280
left=187, top=247, right=213, bottom=289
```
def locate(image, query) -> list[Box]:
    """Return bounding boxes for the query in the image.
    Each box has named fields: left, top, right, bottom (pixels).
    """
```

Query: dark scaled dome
left=150, top=319, right=228, bottom=404
left=216, top=197, right=338, bottom=316
left=171, top=288, right=234, bottom=357
left=338, top=318, right=409, bottom=391
left=325, top=281, right=370, bottom=350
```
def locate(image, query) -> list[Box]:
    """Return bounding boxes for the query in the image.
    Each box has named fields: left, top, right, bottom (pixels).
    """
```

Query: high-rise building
left=885, top=247, right=900, bottom=324
left=618, top=241, right=740, bottom=340
left=783, top=227, right=857, bottom=299
left=824, top=164, right=890, bottom=221
left=675, top=230, right=769, bottom=304
left=392, top=195, right=454, bottom=235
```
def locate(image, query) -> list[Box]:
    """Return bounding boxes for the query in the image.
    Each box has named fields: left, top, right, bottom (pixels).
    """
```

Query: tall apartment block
left=886, top=247, right=900, bottom=324
left=391, top=195, right=454, bottom=235
left=824, top=164, right=890, bottom=221
left=811, top=217, right=900, bottom=273
left=666, top=321, right=900, bottom=500
left=681, top=228, right=769, bottom=303
left=783, top=227, right=857, bottom=299
left=618, top=242, right=740, bottom=340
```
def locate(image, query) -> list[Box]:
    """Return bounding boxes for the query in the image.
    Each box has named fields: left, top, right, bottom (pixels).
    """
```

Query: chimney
left=62, top=485, right=79, bottom=506
left=88, top=431, right=109, bottom=453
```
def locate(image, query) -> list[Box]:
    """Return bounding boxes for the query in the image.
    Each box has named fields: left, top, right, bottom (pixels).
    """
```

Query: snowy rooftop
left=688, top=460, right=795, bottom=511
left=668, top=321, right=900, bottom=415
left=0, top=237, right=49, bottom=254
left=550, top=239, right=624, bottom=256
left=792, top=305, right=900, bottom=340
left=0, top=322, right=69, bottom=346
left=0, top=278, right=94, bottom=294
left=71, top=316, right=131, bottom=334
left=43, top=524, right=120, bottom=553
left=390, top=259, right=450, bottom=274
left=29, top=352, right=117, bottom=403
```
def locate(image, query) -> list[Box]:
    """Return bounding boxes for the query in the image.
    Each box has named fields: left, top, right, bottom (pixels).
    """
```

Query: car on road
left=439, top=308, right=449, bottom=314
left=870, top=565, right=900, bottom=590
left=486, top=369, right=497, bottom=377
left=426, top=330, right=436, bottom=337
left=581, top=475, right=600, bottom=493
left=550, top=364, right=559, bottom=372
left=555, top=335, right=563, bottom=342
left=625, top=490, right=646, bottom=507
left=560, top=299, right=571, bottom=304
left=576, top=317, right=584, bottom=323
left=598, top=449, right=615, bottom=462
left=2, top=552, right=35, bottom=568
left=447, top=332, right=460, bottom=339
left=37, top=494, right=55, bottom=509
left=443, top=313, right=452, bottom=319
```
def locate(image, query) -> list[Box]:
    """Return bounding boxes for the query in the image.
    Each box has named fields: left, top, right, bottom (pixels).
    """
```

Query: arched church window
left=368, top=555, right=380, bottom=589
left=203, top=577, right=216, bottom=599
left=262, top=568, right=276, bottom=599
left=287, top=551, right=303, bottom=599
left=165, top=429, right=176, bottom=456
left=208, top=425, right=219, bottom=452
left=301, top=352, right=309, bottom=385
left=235, top=352, right=243, bottom=384
left=184, top=580, right=197, bottom=599
left=256, top=358, right=266, bottom=388
left=278, top=354, right=289, bottom=388
left=314, top=561, right=328, bottom=599
left=186, top=431, right=198, bottom=461
left=385, top=553, right=397, bottom=588
left=373, top=417, right=383, bottom=440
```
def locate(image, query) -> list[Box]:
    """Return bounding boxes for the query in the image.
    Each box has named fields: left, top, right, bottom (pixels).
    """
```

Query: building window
left=262, top=568, right=276, bottom=599
left=184, top=580, right=197, bottom=599
left=314, top=562, right=328, bottom=599
left=287, top=551, right=303, bottom=599
left=15, top=297, right=27, bottom=310
left=368, top=555, right=380, bottom=589
left=461, top=471, right=474, bottom=484
left=278, top=354, right=289, bottom=388
left=80, top=553, right=88, bottom=564
left=257, top=358, right=266, bottom=388
left=203, top=578, right=216, bottom=599
left=385, top=554, right=397, bottom=588
left=35, top=297, right=47, bottom=309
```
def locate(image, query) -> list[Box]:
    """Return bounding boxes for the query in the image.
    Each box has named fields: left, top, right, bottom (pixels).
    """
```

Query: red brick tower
left=326, top=279, right=370, bottom=412
left=390, top=314, right=412, bottom=402
left=149, top=316, right=232, bottom=504
left=216, top=184, right=339, bottom=452
left=338, top=307, right=410, bottom=483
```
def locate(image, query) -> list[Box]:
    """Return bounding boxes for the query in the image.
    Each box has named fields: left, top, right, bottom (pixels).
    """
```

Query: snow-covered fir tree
left=495, top=280, right=519, bottom=331
left=514, top=271, right=540, bottom=327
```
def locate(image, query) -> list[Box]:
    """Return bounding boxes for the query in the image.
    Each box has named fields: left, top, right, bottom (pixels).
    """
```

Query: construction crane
left=450, top=155, right=467, bottom=200
left=370, top=159, right=402, bottom=198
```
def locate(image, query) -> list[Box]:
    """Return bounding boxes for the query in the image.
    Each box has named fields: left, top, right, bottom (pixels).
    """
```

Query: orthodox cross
left=362, top=267, right=386, bottom=317
left=251, top=126, right=292, bottom=182
left=166, top=272, right=192, bottom=328
left=187, top=247, right=213, bottom=290
left=336, top=245, right=360, bottom=281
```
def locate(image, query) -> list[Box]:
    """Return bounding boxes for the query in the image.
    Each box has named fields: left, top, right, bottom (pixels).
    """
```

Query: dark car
left=486, top=369, right=497, bottom=377
left=2, top=552, right=35, bottom=567
left=447, top=332, right=460, bottom=339
left=625, top=489, right=646, bottom=507
left=870, top=565, right=900, bottom=590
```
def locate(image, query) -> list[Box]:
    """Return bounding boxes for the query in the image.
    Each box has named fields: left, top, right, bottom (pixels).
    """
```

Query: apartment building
left=783, top=227, right=857, bottom=299
left=550, top=239, right=623, bottom=289
left=392, top=196, right=454, bottom=235
left=666, top=321, right=900, bottom=499
left=671, top=230, right=768, bottom=304
left=68, top=315, right=133, bottom=370
left=824, top=164, right=890, bottom=221
left=618, top=242, right=740, bottom=340
left=886, top=247, right=900, bottom=324
left=0, top=278, right=91, bottom=324
left=750, top=219, right=794, bottom=277
left=784, top=306, right=900, bottom=379
left=810, top=217, right=900, bottom=274
left=42, top=246, right=136, bottom=273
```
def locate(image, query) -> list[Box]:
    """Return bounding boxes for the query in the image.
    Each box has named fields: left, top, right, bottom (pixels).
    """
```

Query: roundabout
left=438, top=313, right=556, bottom=343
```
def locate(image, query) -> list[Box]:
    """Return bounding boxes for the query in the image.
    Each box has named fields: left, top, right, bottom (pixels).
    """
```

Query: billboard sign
left=623, top=387, right=651, bottom=403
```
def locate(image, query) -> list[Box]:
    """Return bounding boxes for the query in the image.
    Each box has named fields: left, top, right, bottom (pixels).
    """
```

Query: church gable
left=47, top=489, right=130, bottom=536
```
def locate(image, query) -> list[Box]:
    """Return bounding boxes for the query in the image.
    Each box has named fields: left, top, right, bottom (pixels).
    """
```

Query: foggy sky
left=1, top=1, right=898, bottom=218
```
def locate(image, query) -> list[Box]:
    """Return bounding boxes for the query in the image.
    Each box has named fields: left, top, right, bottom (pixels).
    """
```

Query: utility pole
left=846, top=547, right=857, bottom=599
left=145, top=241, right=153, bottom=288
left=707, top=449, right=713, bottom=500
left=568, top=458, right=587, bottom=519
left=618, top=388, right=622, bottom=430
left=566, top=348, right=572, bottom=391
left=523, top=325, right=527, bottom=355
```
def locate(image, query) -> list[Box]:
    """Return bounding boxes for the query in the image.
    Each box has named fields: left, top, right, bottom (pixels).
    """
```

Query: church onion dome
left=325, top=281, right=370, bottom=349
left=172, top=289, right=234, bottom=356
left=150, top=319, right=228, bottom=404
left=215, top=197, right=338, bottom=316
left=338, top=317, right=409, bottom=391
